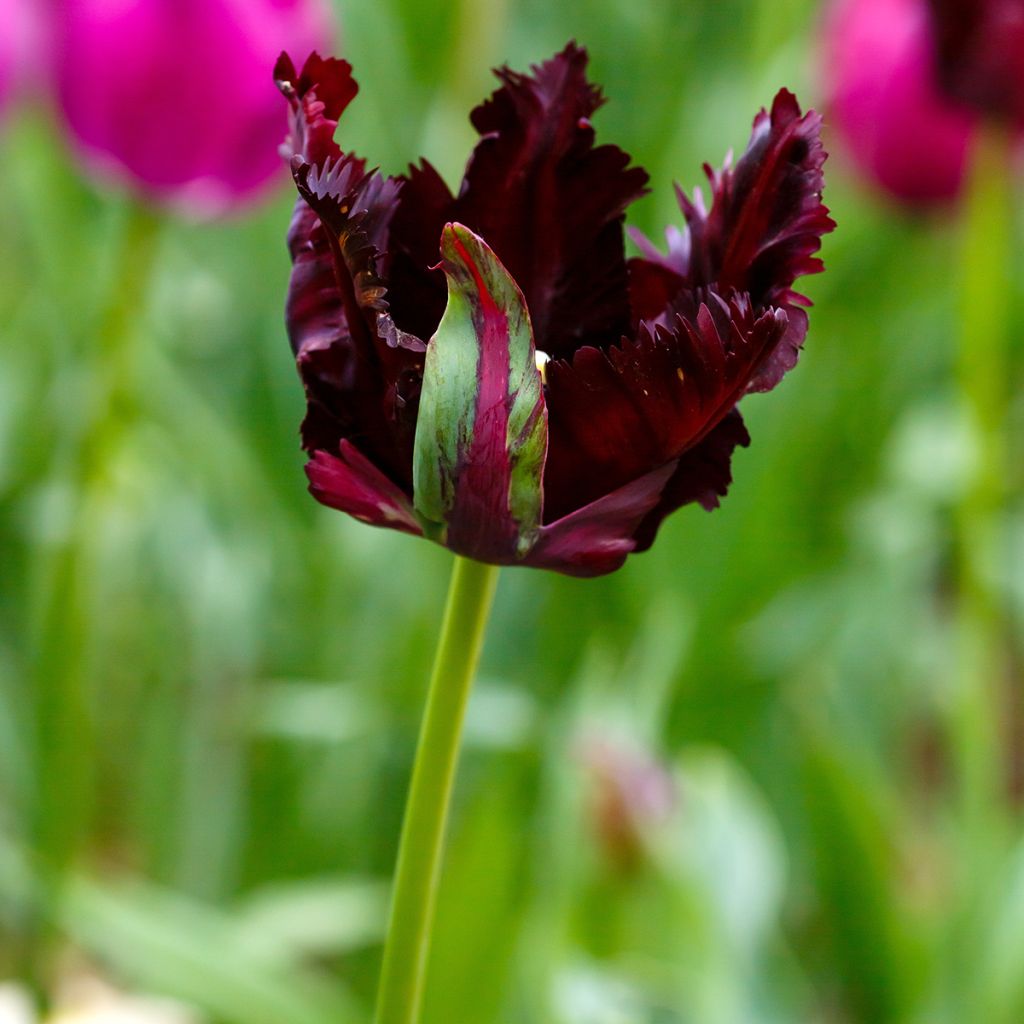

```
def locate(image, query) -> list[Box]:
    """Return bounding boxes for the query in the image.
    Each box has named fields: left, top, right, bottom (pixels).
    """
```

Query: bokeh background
left=2, top=0, right=1024, bottom=1021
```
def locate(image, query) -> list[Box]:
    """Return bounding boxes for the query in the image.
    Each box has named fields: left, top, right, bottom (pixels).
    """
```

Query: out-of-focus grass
left=2, top=0, right=1024, bottom=1021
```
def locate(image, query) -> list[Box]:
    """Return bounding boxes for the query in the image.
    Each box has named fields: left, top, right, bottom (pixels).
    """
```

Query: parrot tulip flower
left=277, top=45, right=833, bottom=576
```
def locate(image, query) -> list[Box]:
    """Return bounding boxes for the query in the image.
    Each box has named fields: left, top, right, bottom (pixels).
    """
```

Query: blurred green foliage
left=2, top=0, right=1024, bottom=1021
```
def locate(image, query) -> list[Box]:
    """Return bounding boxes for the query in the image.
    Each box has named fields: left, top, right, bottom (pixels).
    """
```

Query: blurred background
left=1, top=0, right=1023, bottom=1021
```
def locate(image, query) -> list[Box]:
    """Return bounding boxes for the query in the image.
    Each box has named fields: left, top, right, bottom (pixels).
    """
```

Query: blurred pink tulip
left=0, top=0, right=34, bottom=118
left=821, top=0, right=976, bottom=204
left=55, top=0, right=335, bottom=216
left=929, top=0, right=1024, bottom=125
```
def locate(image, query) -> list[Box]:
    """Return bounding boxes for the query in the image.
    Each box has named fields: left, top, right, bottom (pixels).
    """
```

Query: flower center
left=535, top=349, right=550, bottom=384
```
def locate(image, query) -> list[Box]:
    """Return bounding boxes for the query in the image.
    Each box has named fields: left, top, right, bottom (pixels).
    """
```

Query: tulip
left=821, top=0, right=975, bottom=204
left=55, top=0, right=334, bottom=215
left=928, top=0, right=1024, bottom=124
left=0, top=0, right=33, bottom=118
left=277, top=45, right=833, bottom=576
left=0, top=6, right=14, bottom=117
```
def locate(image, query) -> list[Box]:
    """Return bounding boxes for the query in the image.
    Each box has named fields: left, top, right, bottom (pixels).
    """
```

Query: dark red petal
left=453, top=42, right=649, bottom=358
left=525, top=461, right=677, bottom=577
left=927, top=0, right=1024, bottom=122
left=626, top=253, right=687, bottom=326
left=281, top=53, right=424, bottom=491
left=543, top=291, right=787, bottom=521
left=386, top=159, right=455, bottom=342
left=285, top=198, right=342, bottom=358
left=629, top=91, right=832, bottom=392
left=630, top=408, right=751, bottom=553
left=276, top=51, right=361, bottom=169
left=306, top=442, right=424, bottom=536
left=686, top=90, right=834, bottom=311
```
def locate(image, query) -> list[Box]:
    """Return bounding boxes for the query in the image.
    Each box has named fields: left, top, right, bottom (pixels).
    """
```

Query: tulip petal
left=280, top=51, right=424, bottom=491
left=689, top=90, right=833, bottom=307
left=413, top=224, right=548, bottom=563
left=630, top=408, right=751, bottom=552
left=306, top=442, right=424, bottom=536
left=630, top=90, right=833, bottom=392
left=544, top=291, right=787, bottom=521
left=276, top=51, right=360, bottom=168
left=525, top=461, right=678, bottom=577
left=453, top=42, right=650, bottom=358
left=387, top=159, right=457, bottom=344
left=288, top=159, right=422, bottom=488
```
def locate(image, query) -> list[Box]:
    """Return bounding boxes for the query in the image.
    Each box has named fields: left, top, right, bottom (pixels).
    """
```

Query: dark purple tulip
left=277, top=46, right=833, bottom=577
left=928, top=0, right=1024, bottom=123
left=55, top=0, right=334, bottom=216
left=822, top=0, right=975, bottom=204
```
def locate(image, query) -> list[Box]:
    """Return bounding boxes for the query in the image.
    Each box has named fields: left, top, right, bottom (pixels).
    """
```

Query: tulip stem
left=953, top=126, right=1014, bottom=861
left=374, top=555, right=499, bottom=1024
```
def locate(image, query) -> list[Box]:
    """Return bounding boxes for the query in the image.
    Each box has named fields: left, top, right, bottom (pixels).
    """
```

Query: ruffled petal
left=626, top=248, right=687, bottom=327
left=630, top=408, right=751, bottom=552
left=630, top=90, right=832, bottom=391
left=453, top=42, right=650, bottom=358
left=524, top=462, right=677, bottom=577
left=284, top=198, right=342, bottom=358
left=306, top=442, right=424, bottom=535
left=275, top=51, right=361, bottom=168
left=686, top=90, right=833, bottom=308
left=543, top=290, right=787, bottom=521
left=279, top=53, right=423, bottom=491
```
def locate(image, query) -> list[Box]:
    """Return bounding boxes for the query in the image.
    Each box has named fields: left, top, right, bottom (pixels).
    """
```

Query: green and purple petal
left=413, top=224, right=547, bottom=562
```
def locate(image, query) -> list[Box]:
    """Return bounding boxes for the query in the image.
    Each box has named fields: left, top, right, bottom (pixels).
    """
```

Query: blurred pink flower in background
left=0, top=0, right=16, bottom=116
left=821, top=0, right=976, bottom=205
left=928, top=0, right=1024, bottom=125
left=54, top=0, right=335, bottom=216
left=578, top=735, right=676, bottom=873
left=0, top=0, right=36, bottom=118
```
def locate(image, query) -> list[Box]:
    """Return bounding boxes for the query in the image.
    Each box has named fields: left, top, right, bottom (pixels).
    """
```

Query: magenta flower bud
left=822, top=0, right=975, bottom=204
left=279, top=47, right=833, bottom=576
left=55, top=0, right=335, bottom=216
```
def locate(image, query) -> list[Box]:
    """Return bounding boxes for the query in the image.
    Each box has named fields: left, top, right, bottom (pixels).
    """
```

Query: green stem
left=375, top=556, right=499, bottom=1024
left=953, top=127, right=1014, bottom=861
